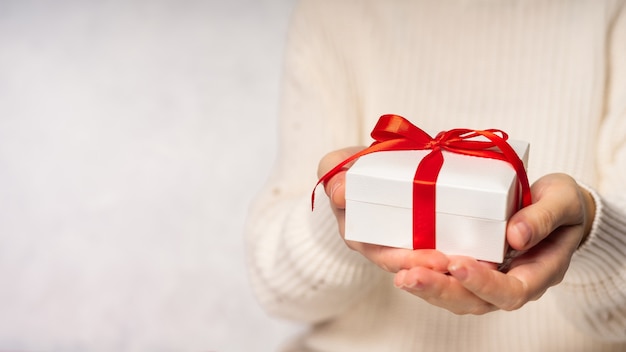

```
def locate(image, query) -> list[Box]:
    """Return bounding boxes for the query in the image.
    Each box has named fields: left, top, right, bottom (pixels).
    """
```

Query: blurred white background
left=0, top=0, right=302, bottom=350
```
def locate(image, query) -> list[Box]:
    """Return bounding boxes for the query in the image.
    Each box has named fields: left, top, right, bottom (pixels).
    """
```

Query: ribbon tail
left=311, top=153, right=360, bottom=211
left=312, top=138, right=434, bottom=211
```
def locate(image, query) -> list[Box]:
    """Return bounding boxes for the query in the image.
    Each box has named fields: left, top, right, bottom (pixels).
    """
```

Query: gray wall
left=0, top=0, right=301, bottom=350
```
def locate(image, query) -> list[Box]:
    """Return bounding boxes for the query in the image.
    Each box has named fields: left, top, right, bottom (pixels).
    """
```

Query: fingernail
left=404, top=279, right=424, bottom=290
left=393, top=270, right=407, bottom=288
left=448, top=263, right=468, bottom=281
left=394, top=271, right=424, bottom=290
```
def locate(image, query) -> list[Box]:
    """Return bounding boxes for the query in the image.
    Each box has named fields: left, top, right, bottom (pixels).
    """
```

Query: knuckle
left=501, top=284, right=531, bottom=311
left=501, top=297, right=527, bottom=311
left=500, top=285, right=540, bottom=311
left=317, top=151, right=341, bottom=178
left=452, top=303, right=494, bottom=316
left=469, top=303, right=496, bottom=315
left=534, top=205, right=560, bottom=236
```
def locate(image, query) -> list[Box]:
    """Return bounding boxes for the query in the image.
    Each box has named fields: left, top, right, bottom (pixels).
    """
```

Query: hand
left=394, top=173, right=596, bottom=314
left=318, top=147, right=450, bottom=273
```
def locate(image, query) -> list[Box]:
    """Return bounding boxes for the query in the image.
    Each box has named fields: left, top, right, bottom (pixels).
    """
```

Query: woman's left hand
left=393, top=173, right=596, bottom=315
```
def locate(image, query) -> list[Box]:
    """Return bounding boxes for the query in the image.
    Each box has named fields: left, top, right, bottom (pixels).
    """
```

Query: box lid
left=345, top=139, right=529, bottom=221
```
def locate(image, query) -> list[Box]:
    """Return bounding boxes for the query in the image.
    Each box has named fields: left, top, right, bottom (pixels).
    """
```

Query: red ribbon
left=313, top=114, right=531, bottom=249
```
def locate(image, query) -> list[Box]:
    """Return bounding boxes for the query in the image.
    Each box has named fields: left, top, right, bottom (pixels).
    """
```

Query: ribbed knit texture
left=245, top=0, right=626, bottom=350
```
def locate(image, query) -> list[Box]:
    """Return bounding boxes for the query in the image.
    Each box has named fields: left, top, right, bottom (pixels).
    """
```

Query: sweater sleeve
left=244, top=1, right=385, bottom=323
left=555, top=1, right=626, bottom=341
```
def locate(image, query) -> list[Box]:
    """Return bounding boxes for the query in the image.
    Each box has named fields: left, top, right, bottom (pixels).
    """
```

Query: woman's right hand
left=317, top=147, right=450, bottom=274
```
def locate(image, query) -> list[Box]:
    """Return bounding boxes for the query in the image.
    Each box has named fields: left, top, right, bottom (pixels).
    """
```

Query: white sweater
left=246, top=0, right=626, bottom=351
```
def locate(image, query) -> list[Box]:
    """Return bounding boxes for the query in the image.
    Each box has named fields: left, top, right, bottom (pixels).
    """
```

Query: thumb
left=507, top=174, right=583, bottom=250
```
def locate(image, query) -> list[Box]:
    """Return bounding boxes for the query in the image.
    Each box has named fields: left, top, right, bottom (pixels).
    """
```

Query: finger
left=448, top=236, right=576, bottom=312
left=333, top=206, right=346, bottom=237
left=447, top=256, right=530, bottom=311
left=317, top=146, right=365, bottom=178
left=506, top=225, right=582, bottom=288
left=318, top=146, right=366, bottom=210
left=353, top=245, right=449, bottom=273
left=507, top=174, right=582, bottom=251
left=394, top=266, right=497, bottom=315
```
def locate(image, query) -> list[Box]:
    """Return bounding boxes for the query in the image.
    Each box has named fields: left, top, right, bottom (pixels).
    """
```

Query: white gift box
left=344, top=140, right=529, bottom=263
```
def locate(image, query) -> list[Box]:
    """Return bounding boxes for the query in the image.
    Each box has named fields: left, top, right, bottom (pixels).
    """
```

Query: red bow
left=313, top=114, right=531, bottom=249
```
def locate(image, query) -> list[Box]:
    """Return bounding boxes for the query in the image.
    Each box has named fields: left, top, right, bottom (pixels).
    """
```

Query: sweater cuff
left=565, top=183, right=626, bottom=285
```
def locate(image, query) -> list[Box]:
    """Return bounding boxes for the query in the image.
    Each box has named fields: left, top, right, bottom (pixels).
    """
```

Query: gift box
left=343, top=131, right=529, bottom=263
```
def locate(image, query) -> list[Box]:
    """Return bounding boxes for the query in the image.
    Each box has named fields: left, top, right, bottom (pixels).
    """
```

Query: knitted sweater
left=246, top=0, right=626, bottom=351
